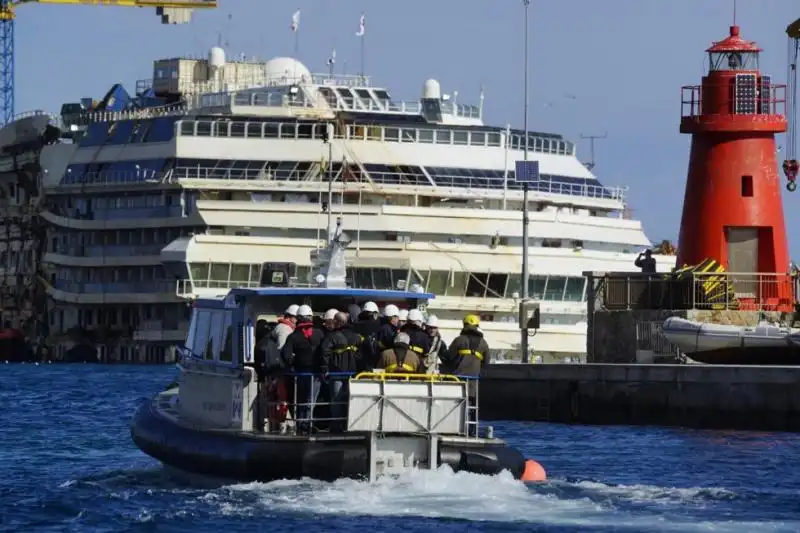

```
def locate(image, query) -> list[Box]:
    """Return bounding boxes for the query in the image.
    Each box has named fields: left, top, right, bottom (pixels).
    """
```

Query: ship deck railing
left=591, top=271, right=797, bottom=313
left=257, top=371, right=480, bottom=438
left=168, top=165, right=626, bottom=202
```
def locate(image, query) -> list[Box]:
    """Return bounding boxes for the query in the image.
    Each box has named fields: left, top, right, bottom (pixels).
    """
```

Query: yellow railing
left=353, top=371, right=462, bottom=383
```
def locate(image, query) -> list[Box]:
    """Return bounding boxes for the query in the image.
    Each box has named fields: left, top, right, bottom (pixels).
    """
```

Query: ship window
left=230, top=122, right=246, bottom=138
left=453, top=131, right=468, bottom=145
left=446, top=271, right=468, bottom=297
left=230, top=264, right=250, bottom=283
left=196, top=121, right=211, bottom=136
left=401, top=129, right=416, bottom=142
left=419, top=129, right=434, bottom=143
left=741, top=175, right=753, bottom=197
left=384, top=128, right=399, bottom=141
left=466, top=273, right=489, bottom=297
left=487, top=133, right=501, bottom=147
left=247, top=123, right=262, bottom=138
left=264, top=123, right=279, bottom=137
left=191, top=310, right=211, bottom=358
left=280, top=123, right=296, bottom=139
left=209, top=310, right=224, bottom=360
left=544, top=276, right=567, bottom=300
left=435, top=130, right=452, bottom=144
left=486, top=273, right=508, bottom=298
left=297, top=124, right=312, bottom=139
left=530, top=275, right=547, bottom=299
left=190, top=262, right=209, bottom=282
left=506, top=274, right=522, bottom=298
left=564, top=277, right=586, bottom=302
left=471, top=132, right=486, bottom=146
left=180, top=121, right=194, bottom=135
left=426, top=270, right=448, bottom=295
left=219, top=312, right=234, bottom=362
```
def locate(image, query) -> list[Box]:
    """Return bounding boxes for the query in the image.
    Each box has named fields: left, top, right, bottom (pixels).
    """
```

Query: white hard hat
left=383, top=304, right=400, bottom=317
left=285, top=304, right=299, bottom=316
left=407, top=309, right=424, bottom=323
left=398, top=309, right=409, bottom=321
left=363, top=301, right=379, bottom=313
left=324, top=308, right=337, bottom=320
left=425, top=314, right=439, bottom=327
left=297, top=304, right=313, bottom=317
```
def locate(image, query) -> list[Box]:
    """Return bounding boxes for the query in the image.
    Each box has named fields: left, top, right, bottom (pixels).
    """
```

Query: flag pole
left=360, top=34, right=365, bottom=81
left=357, top=13, right=365, bottom=82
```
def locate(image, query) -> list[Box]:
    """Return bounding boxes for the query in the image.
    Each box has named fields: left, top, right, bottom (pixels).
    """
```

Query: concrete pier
left=480, top=363, right=800, bottom=431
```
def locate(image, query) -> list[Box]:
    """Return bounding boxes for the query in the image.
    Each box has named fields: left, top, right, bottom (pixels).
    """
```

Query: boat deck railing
left=593, top=271, right=797, bottom=313
left=258, top=371, right=480, bottom=438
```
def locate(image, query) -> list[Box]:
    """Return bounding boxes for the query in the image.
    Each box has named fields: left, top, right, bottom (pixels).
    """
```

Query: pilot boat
left=129, top=218, right=546, bottom=483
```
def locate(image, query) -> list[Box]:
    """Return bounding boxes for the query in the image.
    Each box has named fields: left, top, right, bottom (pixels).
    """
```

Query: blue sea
left=1, top=365, right=799, bottom=532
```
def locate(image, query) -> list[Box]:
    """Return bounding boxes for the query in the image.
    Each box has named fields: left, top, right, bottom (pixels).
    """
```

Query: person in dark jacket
left=320, top=311, right=362, bottom=430
left=353, top=301, right=381, bottom=364
left=400, top=308, right=431, bottom=361
left=280, top=304, right=325, bottom=432
left=376, top=332, right=420, bottom=373
left=442, top=314, right=490, bottom=436
left=442, top=314, right=490, bottom=378
left=374, top=304, right=401, bottom=355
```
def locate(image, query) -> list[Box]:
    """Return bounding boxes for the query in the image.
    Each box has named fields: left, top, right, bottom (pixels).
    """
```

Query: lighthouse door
left=726, top=227, right=759, bottom=296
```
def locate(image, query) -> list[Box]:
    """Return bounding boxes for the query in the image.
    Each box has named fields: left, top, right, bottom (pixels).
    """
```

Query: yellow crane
left=784, top=18, right=800, bottom=190
left=0, top=0, right=218, bottom=124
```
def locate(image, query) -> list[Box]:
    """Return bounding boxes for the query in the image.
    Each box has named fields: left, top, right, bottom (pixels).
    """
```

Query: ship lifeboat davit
left=662, top=316, right=800, bottom=365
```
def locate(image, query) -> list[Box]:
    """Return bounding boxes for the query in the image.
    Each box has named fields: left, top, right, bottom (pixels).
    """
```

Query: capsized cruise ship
left=7, top=47, right=675, bottom=363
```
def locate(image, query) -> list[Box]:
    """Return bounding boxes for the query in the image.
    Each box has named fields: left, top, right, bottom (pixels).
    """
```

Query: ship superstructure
left=21, top=47, right=674, bottom=363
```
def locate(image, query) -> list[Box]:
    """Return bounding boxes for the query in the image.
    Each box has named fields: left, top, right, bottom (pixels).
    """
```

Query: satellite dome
left=264, top=57, right=312, bottom=83
left=209, top=46, right=226, bottom=70
left=422, top=79, right=441, bottom=100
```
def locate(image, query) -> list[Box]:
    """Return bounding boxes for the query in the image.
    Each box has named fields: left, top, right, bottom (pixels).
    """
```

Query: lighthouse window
left=709, top=51, right=758, bottom=72
left=741, top=175, right=753, bottom=197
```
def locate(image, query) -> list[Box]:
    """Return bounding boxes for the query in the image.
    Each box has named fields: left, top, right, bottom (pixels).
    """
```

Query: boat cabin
left=181, top=285, right=434, bottom=368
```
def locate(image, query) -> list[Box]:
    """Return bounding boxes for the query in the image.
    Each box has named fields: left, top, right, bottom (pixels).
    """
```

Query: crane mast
left=784, top=18, right=800, bottom=191
left=0, top=0, right=217, bottom=125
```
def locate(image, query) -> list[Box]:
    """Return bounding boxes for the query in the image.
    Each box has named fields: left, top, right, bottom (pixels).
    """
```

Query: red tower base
left=676, top=133, right=793, bottom=312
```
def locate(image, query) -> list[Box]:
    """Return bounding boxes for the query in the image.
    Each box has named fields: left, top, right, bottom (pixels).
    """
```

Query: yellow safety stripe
left=410, top=345, right=424, bottom=354
left=457, top=348, right=484, bottom=361
left=332, top=344, right=359, bottom=354
left=385, top=362, right=416, bottom=372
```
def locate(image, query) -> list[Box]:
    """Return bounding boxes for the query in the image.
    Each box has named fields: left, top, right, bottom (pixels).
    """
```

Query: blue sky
left=16, top=0, right=800, bottom=255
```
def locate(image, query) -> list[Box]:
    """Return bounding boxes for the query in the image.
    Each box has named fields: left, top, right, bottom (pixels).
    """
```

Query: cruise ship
left=1, top=48, right=675, bottom=363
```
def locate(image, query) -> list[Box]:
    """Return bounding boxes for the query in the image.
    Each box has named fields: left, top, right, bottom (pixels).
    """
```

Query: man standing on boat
left=280, top=305, right=325, bottom=432
left=635, top=249, right=657, bottom=274
left=376, top=332, right=420, bottom=373
left=273, top=305, right=299, bottom=349
left=375, top=304, right=401, bottom=355
left=400, top=309, right=431, bottom=361
left=442, top=314, right=490, bottom=376
left=320, top=311, right=363, bottom=430
left=423, top=315, right=448, bottom=374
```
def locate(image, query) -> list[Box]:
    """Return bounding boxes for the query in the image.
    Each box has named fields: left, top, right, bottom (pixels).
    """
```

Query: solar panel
left=734, top=73, right=757, bottom=114
left=759, top=75, right=771, bottom=114
left=514, top=160, right=540, bottom=183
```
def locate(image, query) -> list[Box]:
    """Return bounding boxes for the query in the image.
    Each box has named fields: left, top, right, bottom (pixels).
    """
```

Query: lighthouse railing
left=681, top=83, right=787, bottom=117
left=593, top=271, right=796, bottom=313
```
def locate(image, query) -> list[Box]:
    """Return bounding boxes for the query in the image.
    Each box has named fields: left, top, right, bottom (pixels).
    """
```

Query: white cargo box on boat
left=346, top=377, right=467, bottom=435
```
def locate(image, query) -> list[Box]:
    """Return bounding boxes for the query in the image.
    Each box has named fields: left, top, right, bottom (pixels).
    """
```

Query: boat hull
left=130, top=397, right=529, bottom=482
left=662, top=317, right=800, bottom=365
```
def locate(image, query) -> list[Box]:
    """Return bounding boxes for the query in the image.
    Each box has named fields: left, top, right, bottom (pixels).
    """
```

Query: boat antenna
left=579, top=132, right=607, bottom=171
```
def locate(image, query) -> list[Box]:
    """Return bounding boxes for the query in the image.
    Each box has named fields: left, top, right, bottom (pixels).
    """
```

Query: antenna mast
left=579, top=132, right=607, bottom=171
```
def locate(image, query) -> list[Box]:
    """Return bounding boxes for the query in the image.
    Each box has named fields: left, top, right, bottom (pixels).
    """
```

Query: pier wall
left=479, top=363, right=800, bottom=431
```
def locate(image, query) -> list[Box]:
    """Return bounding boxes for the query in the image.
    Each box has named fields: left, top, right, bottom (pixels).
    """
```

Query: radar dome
left=422, top=79, right=441, bottom=100
left=209, top=46, right=226, bottom=70
left=264, top=57, right=312, bottom=83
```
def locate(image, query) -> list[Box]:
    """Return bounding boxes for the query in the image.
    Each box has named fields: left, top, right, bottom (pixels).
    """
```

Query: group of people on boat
left=251, top=302, right=490, bottom=432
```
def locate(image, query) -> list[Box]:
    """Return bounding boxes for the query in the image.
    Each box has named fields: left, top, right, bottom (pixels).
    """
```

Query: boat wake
left=194, top=466, right=797, bottom=532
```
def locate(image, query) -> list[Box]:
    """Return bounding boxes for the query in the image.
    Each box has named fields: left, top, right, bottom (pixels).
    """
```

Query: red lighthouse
left=677, top=26, right=789, bottom=278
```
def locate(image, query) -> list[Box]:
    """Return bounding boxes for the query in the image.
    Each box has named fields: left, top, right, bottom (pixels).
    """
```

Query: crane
left=784, top=17, right=800, bottom=191
left=0, top=0, right=218, bottom=125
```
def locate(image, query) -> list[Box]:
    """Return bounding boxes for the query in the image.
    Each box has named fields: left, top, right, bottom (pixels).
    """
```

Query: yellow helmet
left=463, top=314, right=480, bottom=327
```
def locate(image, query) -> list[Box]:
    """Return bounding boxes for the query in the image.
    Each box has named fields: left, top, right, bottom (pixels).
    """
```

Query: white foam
left=198, top=467, right=800, bottom=531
